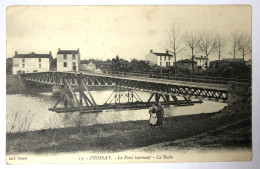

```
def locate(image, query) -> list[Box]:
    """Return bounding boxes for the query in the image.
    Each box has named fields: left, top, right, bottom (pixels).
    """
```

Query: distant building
left=12, top=51, right=52, bottom=74
left=91, top=60, right=112, bottom=73
left=81, top=60, right=97, bottom=72
left=176, top=59, right=197, bottom=72
left=81, top=59, right=112, bottom=73
left=145, top=50, right=173, bottom=67
left=57, top=48, right=80, bottom=71
left=193, top=56, right=210, bottom=70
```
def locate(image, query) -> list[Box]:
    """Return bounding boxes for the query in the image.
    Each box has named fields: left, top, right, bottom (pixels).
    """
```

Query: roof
left=153, top=52, right=173, bottom=56
left=193, top=57, right=209, bottom=60
left=81, top=60, right=91, bottom=64
left=13, top=53, right=52, bottom=59
left=57, top=50, right=79, bottom=54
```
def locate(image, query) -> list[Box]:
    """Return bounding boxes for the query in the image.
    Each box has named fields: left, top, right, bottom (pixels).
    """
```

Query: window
left=168, top=56, right=170, bottom=61
left=22, top=58, right=25, bottom=62
left=39, top=58, right=41, bottom=62
left=165, top=56, right=166, bottom=60
left=64, top=54, right=67, bottom=59
left=160, top=62, right=162, bottom=66
left=64, top=62, right=67, bottom=67
left=22, top=64, right=25, bottom=68
left=39, top=64, right=41, bottom=68
left=72, top=55, right=76, bottom=60
left=160, top=56, right=162, bottom=60
left=72, top=62, right=76, bottom=66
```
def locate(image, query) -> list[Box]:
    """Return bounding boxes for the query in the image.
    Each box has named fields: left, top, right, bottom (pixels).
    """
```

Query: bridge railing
left=106, top=71, right=251, bottom=84
left=45, top=69, right=250, bottom=85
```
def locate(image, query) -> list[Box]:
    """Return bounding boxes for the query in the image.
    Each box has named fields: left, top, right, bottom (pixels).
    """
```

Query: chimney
left=78, top=48, right=79, bottom=51
left=49, top=51, right=52, bottom=55
left=15, top=51, right=18, bottom=55
left=58, top=48, right=60, bottom=51
left=166, top=50, right=169, bottom=54
left=31, top=52, right=34, bottom=54
left=150, top=49, right=153, bottom=53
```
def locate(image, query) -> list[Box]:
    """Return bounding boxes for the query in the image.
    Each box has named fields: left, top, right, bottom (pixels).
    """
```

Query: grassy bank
left=6, top=108, right=251, bottom=154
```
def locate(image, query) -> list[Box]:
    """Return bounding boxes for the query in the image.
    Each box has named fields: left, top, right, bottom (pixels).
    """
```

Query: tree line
left=165, top=25, right=252, bottom=72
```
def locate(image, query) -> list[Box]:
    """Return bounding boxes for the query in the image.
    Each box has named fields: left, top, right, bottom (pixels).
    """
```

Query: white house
left=145, top=50, right=174, bottom=67
left=57, top=48, right=81, bottom=71
left=193, top=56, right=210, bottom=70
left=81, top=61, right=97, bottom=71
left=12, top=51, right=52, bottom=74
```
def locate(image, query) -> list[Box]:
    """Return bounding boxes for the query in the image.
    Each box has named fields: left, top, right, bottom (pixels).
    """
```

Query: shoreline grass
left=6, top=110, right=251, bottom=154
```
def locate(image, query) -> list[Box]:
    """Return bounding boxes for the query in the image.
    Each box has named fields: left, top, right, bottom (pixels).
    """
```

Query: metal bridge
left=20, top=71, right=249, bottom=113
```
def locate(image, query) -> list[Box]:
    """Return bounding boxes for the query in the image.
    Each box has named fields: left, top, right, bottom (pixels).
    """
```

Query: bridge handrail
left=25, top=69, right=250, bottom=85
left=106, top=71, right=251, bottom=84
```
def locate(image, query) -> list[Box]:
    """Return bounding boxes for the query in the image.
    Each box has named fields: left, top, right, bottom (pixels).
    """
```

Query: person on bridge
left=149, top=104, right=157, bottom=130
left=156, top=103, right=164, bottom=128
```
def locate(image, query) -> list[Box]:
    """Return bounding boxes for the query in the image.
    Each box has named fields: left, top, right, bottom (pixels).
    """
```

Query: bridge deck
left=74, top=72, right=228, bottom=91
left=21, top=71, right=232, bottom=102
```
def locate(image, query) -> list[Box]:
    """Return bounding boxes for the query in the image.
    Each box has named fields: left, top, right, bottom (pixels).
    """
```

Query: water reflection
left=6, top=91, right=227, bottom=132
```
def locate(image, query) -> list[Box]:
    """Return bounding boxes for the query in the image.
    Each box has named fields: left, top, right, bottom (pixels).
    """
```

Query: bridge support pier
left=50, top=75, right=97, bottom=111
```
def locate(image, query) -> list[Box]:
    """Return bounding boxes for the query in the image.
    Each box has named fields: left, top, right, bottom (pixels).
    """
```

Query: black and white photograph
left=5, top=5, right=253, bottom=164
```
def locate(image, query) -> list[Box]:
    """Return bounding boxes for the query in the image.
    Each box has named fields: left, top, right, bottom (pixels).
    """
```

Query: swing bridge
left=19, top=71, right=250, bottom=113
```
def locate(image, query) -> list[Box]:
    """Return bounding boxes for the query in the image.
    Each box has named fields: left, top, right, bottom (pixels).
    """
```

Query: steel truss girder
left=20, top=72, right=228, bottom=101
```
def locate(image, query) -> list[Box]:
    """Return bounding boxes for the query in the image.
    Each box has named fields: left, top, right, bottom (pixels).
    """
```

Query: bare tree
left=198, top=33, right=218, bottom=61
left=184, top=32, right=201, bottom=57
left=215, top=34, right=226, bottom=61
left=237, top=33, right=251, bottom=61
left=231, top=32, right=239, bottom=61
left=165, top=26, right=184, bottom=72
left=184, top=32, right=201, bottom=74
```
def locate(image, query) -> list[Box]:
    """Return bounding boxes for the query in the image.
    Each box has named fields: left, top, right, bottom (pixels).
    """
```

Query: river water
left=6, top=90, right=227, bottom=132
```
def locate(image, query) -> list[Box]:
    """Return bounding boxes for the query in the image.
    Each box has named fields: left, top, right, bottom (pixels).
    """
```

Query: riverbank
left=6, top=102, right=251, bottom=154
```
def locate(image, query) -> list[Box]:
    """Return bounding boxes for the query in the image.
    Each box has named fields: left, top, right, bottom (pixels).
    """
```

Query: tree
left=231, top=32, right=239, bottom=61
left=165, top=25, right=184, bottom=73
left=237, top=33, right=251, bottom=61
left=6, top=58, right=13, bottom=75
left=198, top=33, right=218, bottom=61
left=215, top=34, right=226, bottom=61
left=184, top=32, right=201, bottom=74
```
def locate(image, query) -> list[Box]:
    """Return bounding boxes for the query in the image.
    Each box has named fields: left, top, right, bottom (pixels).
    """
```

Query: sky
left=6, top=5, right=252, bottom=61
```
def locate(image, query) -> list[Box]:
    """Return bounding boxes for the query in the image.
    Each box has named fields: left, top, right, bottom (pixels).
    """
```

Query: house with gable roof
left=12, top=51, right=52, bottom=74
left=57, top=48, right=81, bottom=71
left=145, top=49, right=173, bottom=67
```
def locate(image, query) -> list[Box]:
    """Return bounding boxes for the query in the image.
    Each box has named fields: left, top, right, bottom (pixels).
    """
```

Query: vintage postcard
left=6, top=5, right=252, bottom=164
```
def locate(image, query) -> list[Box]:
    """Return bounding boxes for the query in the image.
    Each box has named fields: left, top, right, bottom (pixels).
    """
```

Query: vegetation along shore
left=6, top=98, right=251, bottom=154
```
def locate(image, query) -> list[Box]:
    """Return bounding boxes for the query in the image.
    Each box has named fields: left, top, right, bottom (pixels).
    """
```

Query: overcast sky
left=7, top=5, right=251, bottom=61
